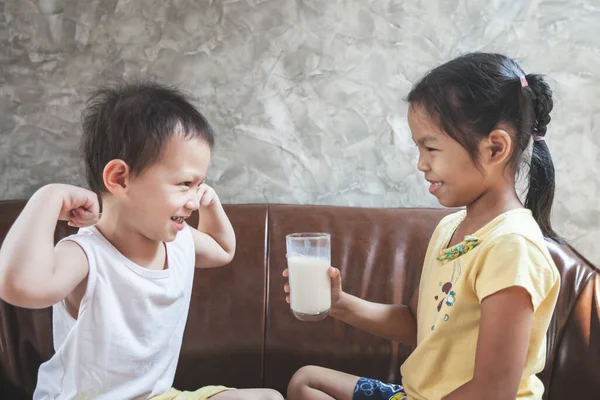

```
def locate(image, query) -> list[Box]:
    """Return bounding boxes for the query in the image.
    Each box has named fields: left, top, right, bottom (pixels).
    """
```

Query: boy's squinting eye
left=181, top=182, right=192, bottom=187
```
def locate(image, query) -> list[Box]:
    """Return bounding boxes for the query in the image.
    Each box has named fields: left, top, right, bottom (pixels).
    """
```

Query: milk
left=287, top=256, right=331, bottom=317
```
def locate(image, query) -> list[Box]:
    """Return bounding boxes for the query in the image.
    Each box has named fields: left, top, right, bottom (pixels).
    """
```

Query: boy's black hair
left=81, top=81, right=214, bottom=196
left=407, top=52, right=561, bottom=242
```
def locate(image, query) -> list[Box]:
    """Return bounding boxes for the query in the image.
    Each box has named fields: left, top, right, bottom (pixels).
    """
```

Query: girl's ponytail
left=523, top=74, right=562, bottom=242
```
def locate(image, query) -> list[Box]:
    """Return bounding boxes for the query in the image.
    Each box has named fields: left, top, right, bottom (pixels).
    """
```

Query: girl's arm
left=331, top=288, right=419, bottom=345
left=443, top=286, right=534, bottom=400
left=285, top=267, right=419, bottom=345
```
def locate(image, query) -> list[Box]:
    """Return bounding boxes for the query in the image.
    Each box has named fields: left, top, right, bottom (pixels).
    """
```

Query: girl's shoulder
left=433, top=209, right=466, bottom=237
left=479, top=209, right=548, bottom=255
left=474, top=210, right=560, bottom=288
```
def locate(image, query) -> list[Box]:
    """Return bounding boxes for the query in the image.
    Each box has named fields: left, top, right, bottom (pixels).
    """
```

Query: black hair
left=407, top=52, right=561, bottom=242
left=81, top=81, right=214, bottom=196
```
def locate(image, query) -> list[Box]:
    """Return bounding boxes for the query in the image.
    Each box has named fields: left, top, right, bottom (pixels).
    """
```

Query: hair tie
left=533, top=135, right=545, bottom=141
left=520, top=76, right=528, bottom=87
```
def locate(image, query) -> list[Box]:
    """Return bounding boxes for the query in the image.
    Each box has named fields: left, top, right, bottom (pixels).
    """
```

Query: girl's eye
left=427, top=148, right=438, bottom=152
left=181, top=182, right=192, bottom=187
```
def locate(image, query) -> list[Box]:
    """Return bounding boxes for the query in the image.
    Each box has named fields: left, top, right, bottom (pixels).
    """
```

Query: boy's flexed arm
left=189, top=184, right=236, bottom=269
left=0, top=184, right=96, bottom=308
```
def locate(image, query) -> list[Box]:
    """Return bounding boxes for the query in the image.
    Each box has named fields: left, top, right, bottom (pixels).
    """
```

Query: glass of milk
left=286, top=233, right=331, bottom=322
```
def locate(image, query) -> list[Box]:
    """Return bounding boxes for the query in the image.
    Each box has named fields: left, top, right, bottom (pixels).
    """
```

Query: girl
left=284, top=53, right=561, bottom=400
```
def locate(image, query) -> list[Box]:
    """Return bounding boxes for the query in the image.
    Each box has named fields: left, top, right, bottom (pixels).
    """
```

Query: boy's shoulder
left=57, top=226, right=105, bottom=253
left=62, top=225, right=196, bottom=272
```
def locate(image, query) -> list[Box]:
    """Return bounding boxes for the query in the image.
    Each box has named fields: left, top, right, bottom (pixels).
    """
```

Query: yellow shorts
left=151, top=386, right=233, bottom=400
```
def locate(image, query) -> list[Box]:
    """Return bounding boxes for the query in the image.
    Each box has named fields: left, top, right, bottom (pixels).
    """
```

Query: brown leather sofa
left=0, top=200, right=598, bottom=399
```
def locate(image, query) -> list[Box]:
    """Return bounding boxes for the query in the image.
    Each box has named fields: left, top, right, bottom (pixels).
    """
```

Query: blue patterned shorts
left=352, top=377, right=407, bottom=400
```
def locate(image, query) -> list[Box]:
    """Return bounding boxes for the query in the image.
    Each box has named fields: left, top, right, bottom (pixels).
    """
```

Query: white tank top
left=34, top=224, right=196, bottom=400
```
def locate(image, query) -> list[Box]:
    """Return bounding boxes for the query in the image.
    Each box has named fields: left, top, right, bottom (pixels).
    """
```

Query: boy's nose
left=186, top=192, right=200, bottom=210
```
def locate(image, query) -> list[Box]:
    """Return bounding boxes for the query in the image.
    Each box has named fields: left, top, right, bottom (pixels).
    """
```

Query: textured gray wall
left=1, top=0, right=598, bottom=265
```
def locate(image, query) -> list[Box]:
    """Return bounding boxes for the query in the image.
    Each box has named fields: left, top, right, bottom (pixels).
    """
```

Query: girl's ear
left=482, top=129, right=512, bottom=166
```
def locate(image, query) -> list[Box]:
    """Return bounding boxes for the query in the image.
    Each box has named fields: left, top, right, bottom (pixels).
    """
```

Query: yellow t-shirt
left=401, top=209, right=560, bottom=400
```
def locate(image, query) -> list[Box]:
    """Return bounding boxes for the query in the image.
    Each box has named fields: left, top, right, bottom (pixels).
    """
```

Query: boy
left=0, top=82, right=282, bottom=400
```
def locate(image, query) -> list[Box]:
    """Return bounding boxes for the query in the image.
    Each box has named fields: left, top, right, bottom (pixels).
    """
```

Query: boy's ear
left=483, top=129, right=512, bottom=166
left=103, top=159, right=130, bottom=195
